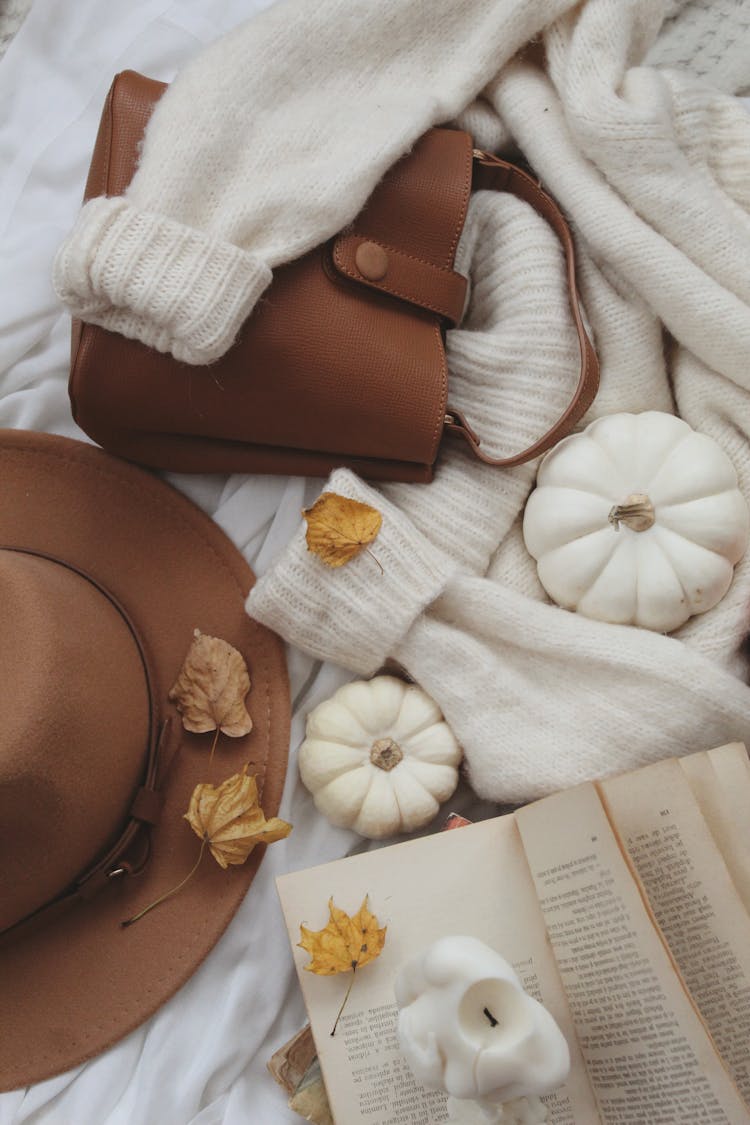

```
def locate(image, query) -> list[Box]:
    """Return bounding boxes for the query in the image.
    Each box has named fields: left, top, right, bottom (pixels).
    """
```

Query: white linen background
left=0, top=2, right=501, bottom=1121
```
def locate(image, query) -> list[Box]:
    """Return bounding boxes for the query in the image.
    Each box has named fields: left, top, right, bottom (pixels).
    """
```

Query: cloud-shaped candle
left=394, top=936, right=570, bottom=1123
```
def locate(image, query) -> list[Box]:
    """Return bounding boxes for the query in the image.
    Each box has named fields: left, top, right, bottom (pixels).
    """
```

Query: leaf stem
left=121, top=838, right=208, bottom=928
left=330, top=969, right=356, bottom=1037
left=208, top=727, right=220, bottom=765
left=366, top=548, right=384, bottom=575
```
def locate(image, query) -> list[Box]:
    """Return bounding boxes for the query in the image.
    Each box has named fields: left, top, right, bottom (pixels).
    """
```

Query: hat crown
left=0, top=550, right=149, bottom=930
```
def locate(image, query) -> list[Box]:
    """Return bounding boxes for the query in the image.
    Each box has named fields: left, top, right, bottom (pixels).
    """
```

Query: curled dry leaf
left=299, top=896, right=387, bottom=1035
left=303, top=493, right=382, bottom=568
left=169, top=628, right=252, bottom=738
left=185, top=765, right=292, bottom=869
left=122, top=766, right=292, bottom=926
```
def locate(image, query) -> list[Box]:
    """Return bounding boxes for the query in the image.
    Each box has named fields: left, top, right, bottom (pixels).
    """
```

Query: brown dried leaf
left=185, top=765, right=292, bottom=869
left=299, top=896, right=387, bottom=976
left=169, top=629, right=252, bottom=737
left=302, top=493, right=382, bottom=568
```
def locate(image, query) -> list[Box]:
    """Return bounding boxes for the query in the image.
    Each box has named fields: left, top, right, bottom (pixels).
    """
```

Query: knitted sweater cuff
left=246, top=470, right=457, bottom=676
left=52, top=196, right=272, bottom=364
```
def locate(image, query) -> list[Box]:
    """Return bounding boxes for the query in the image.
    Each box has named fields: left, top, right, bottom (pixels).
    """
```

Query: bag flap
left=331, top=129, right=473, bottom=324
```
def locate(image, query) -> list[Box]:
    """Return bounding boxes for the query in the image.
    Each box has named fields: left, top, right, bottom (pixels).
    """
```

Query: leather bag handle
left=444, top=149, right=599, bottom=467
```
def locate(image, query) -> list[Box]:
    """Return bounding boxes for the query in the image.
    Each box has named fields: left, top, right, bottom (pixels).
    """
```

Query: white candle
left=394, top=936, right=569, bottom=1121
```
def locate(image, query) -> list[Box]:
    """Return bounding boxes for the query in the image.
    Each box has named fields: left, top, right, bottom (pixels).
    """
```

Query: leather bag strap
left=444, top=149, right=599, bottom=467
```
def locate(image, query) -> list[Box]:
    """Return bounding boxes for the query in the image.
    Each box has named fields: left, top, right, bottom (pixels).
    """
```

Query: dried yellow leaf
left=299, top=896, right=387, bottom=1035
left=169, top=628, right=252, bottom=737
left=302, top=493, right=382, bottom=568
left=122, top=765, right=292, bottom=927
left=185, top=765, right=292, bottom=869
left=299, top=896, right=387, bottom=976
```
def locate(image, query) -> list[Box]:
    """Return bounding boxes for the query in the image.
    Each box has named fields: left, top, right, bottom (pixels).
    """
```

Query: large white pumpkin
left=522, top=412, right=749, bottom=633
left=299, top=676, right=462, bottom=839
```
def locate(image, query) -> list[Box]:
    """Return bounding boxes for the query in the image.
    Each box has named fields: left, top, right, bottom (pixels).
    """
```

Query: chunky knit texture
left=53, top=197, right=272, bottom=364
left=54, top=0, right=600, bottom=362
left=54, top=0, right=750, bottom=800
left=246, top=0, right=750, bottom=802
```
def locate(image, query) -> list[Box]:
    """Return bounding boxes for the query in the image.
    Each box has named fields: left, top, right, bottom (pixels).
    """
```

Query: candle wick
left=483, top=1006, right=499, bottom=1028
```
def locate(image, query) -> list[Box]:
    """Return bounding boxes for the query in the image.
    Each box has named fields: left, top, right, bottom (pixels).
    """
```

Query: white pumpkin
left=299, top=676, right=462, bottom=839
left=523, top=412, right=749, bottom=633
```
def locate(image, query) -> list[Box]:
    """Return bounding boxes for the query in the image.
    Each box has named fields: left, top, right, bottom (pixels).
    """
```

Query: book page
left=679, top=744, right=750, bottom=913
left=277, top=816, right=599, bottom=1125
left=599, top=756, right=750, bottom=1104
left=517, top=784, right=748, bottom=1124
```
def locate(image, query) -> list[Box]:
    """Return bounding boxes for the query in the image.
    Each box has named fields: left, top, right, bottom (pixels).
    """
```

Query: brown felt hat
left=0, top=430, right=290, bottom=1091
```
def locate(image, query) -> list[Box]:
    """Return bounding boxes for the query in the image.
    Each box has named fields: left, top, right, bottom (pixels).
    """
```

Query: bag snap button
left=355, top=241, right=389, bottom=281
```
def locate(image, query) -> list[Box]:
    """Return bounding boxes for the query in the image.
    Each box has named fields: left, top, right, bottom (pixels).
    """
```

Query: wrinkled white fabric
left=247, top=0, right=750, bottom=801
left=51, top=0, right=750, bottom=366
left=0, top=2, right=488, bottom=1123
left=2, top=1, right=750, bottom=1123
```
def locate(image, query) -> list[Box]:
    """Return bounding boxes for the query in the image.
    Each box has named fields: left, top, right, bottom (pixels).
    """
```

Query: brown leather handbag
left=69, top=70, right=599, bottom=484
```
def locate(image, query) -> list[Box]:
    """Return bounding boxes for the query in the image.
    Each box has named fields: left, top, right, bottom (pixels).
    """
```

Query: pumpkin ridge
left=577, top=537, right=638, bottom=622
left=389, top=765, right=434, bottom=828
left=539, top=530, right=618, bottom=610
left=401, top=758, right=459, bottom=798
left=654, top=521, right=740, bottom=562
left=393, top=714, right=444, bottom=742
left=584, top=431, right=634, bottom=489
left=524, top=490, right=613, bottom=558
left=544, top=483, right=620, bottom=505
left=634, top=421, right=692, bottom=489
left=391, top=689, right=441, bottom=739
left=358, top=769, right=402, bottom=837
left=305, top=733, right=371, bottom=751
left=399, top=727, right=458, bottom=758
left=562, top=526, right=619, bottom=550
left=655, top=488, right=741, bottom=513
left=644, top=428, right=711, bottom=494
left=653, top=525, right=733, bottom=614
left=642, top=535, right=691, bottom=626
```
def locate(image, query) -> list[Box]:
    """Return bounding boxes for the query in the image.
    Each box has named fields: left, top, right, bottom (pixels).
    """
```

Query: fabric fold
left=247, top=469, right=457, bottom=677
left=52, top=196, right=272, bottom=363
left=394, top=577, right=750, bottom=802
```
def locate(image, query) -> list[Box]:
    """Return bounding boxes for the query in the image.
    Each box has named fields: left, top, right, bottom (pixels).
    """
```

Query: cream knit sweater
left=55, top=0, right=750, bottom=800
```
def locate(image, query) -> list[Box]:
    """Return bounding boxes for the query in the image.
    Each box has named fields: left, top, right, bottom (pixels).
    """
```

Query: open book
left=276, top=744, right=750, bottom=1124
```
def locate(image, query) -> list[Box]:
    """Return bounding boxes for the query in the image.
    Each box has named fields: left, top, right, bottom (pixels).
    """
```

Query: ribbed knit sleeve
left=52, top=198, right=272, bottom=364
left=247, top=470, right=456, bottom=676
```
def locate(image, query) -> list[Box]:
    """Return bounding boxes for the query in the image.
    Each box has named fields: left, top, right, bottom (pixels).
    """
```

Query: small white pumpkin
left=523, top=412, right=749, bottom=633
left=299, top=676, right=462, bottom=839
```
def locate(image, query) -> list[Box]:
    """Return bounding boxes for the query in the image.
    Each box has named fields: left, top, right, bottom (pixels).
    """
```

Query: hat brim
left=0, top=431, right=290, bottom=1090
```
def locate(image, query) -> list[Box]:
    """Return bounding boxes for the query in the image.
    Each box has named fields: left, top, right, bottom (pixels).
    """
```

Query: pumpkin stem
left=370, top=738, right=404, bottom=771
left=608, top=493, right=655, bottom=533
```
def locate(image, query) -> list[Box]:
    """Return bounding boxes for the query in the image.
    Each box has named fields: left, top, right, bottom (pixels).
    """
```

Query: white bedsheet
left=0, top=3, right=493, bottom=1121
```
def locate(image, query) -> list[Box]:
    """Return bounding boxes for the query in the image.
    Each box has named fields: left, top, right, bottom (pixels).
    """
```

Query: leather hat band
left=0, top=546, right=173, bottom=941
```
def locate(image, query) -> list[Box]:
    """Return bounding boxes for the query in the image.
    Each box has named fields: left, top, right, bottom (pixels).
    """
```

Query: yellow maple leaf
left=302, top=493, right=382, bottom=568
left=299, top=897, right=387, bottom=1035
left=169, top=629, right=252, bottom=740
left=185, top=765, right=292, bottom=869
left=123, top=766, right=291, bottom=927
